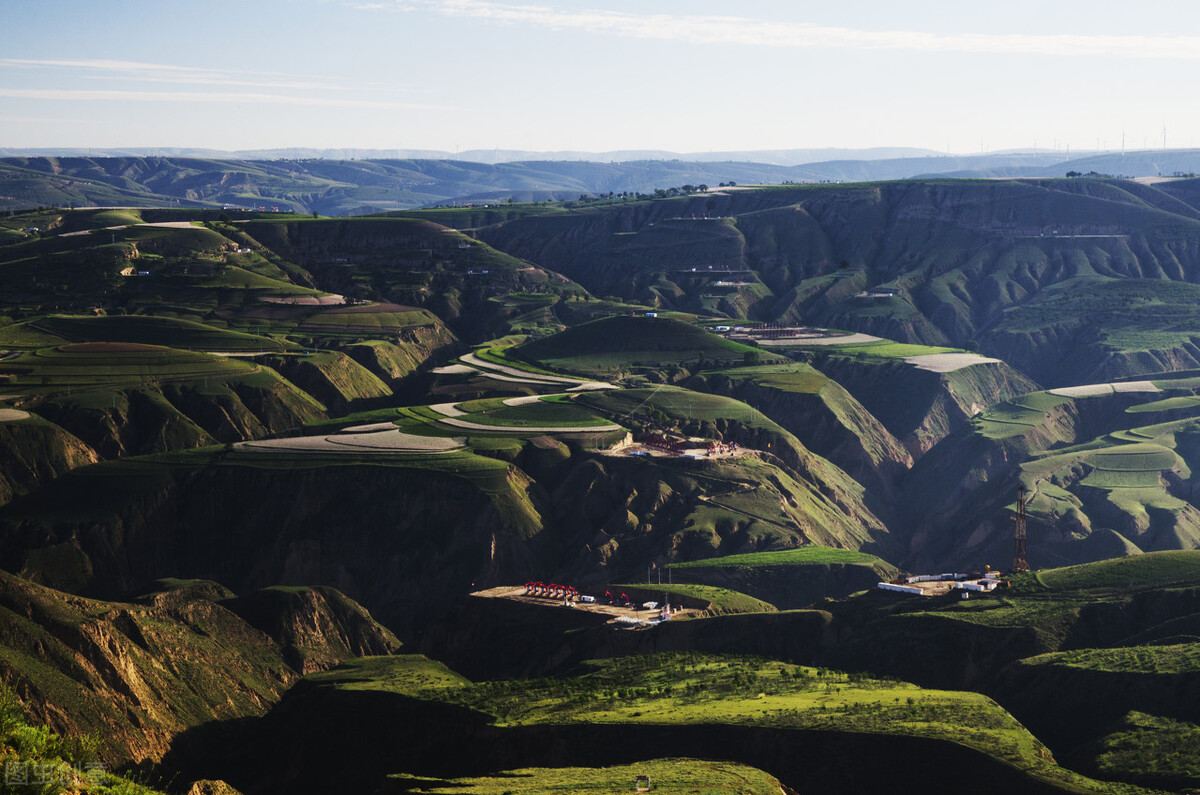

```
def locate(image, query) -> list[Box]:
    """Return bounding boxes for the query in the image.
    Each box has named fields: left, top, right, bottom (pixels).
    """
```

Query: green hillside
left=17, top=314, right=289, bottom=352
left=251, top=652, right=1136, bottom=795
left=519, top=315, right=781, bottom=379
left=471, top=178, right=1200, bottom=385
left=690, top=362, right=913, bottom=497
left=1035, top=551, right=1200, bottom=592
left=667, top=546, right=901, bottom=607
left=10, top=178, right=1200, bottom=793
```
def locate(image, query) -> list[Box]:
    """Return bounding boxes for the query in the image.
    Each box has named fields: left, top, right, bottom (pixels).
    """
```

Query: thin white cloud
left=0, top=58, right=423, bottom=94
left=0, top=88, right=450, bottom=111
left=419, top=0, right=1200, bottom=59
left=0, top=115, right=89, bottom=125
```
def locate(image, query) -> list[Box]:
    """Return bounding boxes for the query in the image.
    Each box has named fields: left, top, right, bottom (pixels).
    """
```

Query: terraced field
left=297, top=303, right=438, bottom=335
left=520, top=315, right=780, bottom=377
left=578, top=386, right=768, bottom=426
left=0, top=343, right=257, bottom=394
left=24, top=315, right=288, bottom=352
left=671, top=546, right=888, bottom=569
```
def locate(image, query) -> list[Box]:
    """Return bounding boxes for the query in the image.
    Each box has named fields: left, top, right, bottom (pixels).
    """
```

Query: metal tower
left=1013, top=484, right=1029, bottom=573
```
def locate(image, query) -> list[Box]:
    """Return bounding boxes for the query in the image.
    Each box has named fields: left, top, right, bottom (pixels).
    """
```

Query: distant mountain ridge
left=3, top=149, right=1200, bottom=215
left=0, top=145, right=946, bottom=166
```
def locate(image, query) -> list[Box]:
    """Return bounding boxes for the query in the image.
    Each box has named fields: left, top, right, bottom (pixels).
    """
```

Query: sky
left=3, top=0, right=1200, bottom=155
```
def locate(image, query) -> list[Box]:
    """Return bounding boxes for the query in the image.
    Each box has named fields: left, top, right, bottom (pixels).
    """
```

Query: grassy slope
left=23, top=314, right=289, bottom=352
left=671, top=546, right=891, bottom=569
left=691, top=361, right=913, bottom=495
left=609, top=583, right=778, bottom=615
left=388, top=758, right=785, bottom=795
left=1036, top=551, right=1200, bottom=592
left=0, top=572, right=399, bottom=764
left=520, top=315, right=782, bottom=378
left=308, top=653, right=1138, bottom=795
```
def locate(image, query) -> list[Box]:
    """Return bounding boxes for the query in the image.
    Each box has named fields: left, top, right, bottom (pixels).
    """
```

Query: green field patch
left=202, top=264, right=323, bottom=295
left=470, top=343, right=564, bottom=377
left=367, top=652, right=1117, bottom=793
left=579, top=386, right=768, bottom=426
left=670, top=546, right=886, bottom=569
left=29, top=314, right=287, bottom=352
left=1126, top=395, right=1200, bottom=414
left=1036, top=551, right=1200, bottom=591
left=707, top=363, right=830, bottom=394
left=0, top=343, right=257, bottom=394
left=1022, top=643, right=1200, bottom=675
left=88, top=209, right=144, bottom=227
left=389, top=759, right=785, bottom=795
left=306, top=654, right=469, bottom=694
left=1088, top=445, right=1178, bottom=471
left=221, top=447, right=514, bottom=492
left=298, top=302, right=435, bottom=334
left=611, top=583, right=777, bottom=615
left=974, top=391, right=1074, bottom=440
left=1079, top=469, right=1163, bottom=489
left=1091, top=711, right=1200, bottom=787
left=814, top=340, right=961, bottom=358
left=448, top=397, right=613, bottom=428
left=0, top=321, right=69, bottom=348
left=520, top=315, right=780, bottom=377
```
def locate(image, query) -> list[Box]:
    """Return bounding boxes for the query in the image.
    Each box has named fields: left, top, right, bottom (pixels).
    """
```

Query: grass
left=388, top=759, right=786, bottom=795
left=325, top=652, right=1133, bottom=794
left=298, top=303, right=436, bottom=335
left=202, top=264, right=324, bottom=295
left=470, top=343, right=565, bottom=377
left=1021, top=643, right=1200, bottom=675
left=1035, top=551, right=1200, bottom=592
left=610, top=583, right=777, bottom=615
left=0, top=320, right=69, bottom=348
left=670, top=547, right=885, bottom=569
left=1092, top=711, right=1200, bottom=787
left=520, top=316, right=781, bottom=377
left=450, top=396, right=614, bottom=428
left=1126, top=395, right=1200, bottom=414
left=974, top=392, right=1074, bottom=440
left=0, top=343, right=258, bottom=394
left=0, top=682, right=163, bottom=794
left=804, top=340, right=961, bottom=358
left=578, top=386, right=771, bottom=427
left=27, top=314, right=288, bottom=352
left=705, top=362, right=830, bottom=394
left=306, top=654, right=469, bottom=694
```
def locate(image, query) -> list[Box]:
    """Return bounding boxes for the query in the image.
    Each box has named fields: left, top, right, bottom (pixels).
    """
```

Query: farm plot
left=1051, top=381, right=1162, bottom=398
left=0, top=343, right=256, bottom=394
left=237, top=428, right=465, bottom=454
left=670, top=546, right=886, bottom=569
left=1079, top=444, right=1180, bottom=489
left=296, top=302, right=437, bottom=336
left=429, top=396, right=622, bottom=432
left=28, top=315, right=287, bottom=352
left=905, top=352, right=1003, bottom=372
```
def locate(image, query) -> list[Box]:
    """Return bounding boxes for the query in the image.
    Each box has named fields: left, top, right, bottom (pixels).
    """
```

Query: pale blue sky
left=2, top=0, right=1199, bottom=154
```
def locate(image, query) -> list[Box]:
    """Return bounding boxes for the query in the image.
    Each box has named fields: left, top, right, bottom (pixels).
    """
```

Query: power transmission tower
left=1013, top=484, right=1029, bottom=573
